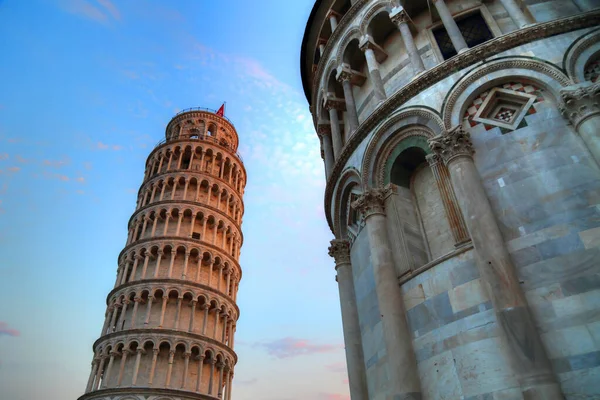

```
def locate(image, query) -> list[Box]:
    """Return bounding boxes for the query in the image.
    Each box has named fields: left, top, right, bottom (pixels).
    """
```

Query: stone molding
left=429, top=126, right=475, bottom=164
left=93, top=328, right=237, bottom=361
left=328, top=239, right=351, bottom=265
left=140, top=168, right=245, bottom=204
left=441, top=58, right=569, bottom=129
left=106, top=279, right=240, bottom=316
left=312, top=10, right=599, bottom=126
left=360, top=1, right=395, bottom=34
left=351, top=187, right=392, bottom=219
left=165, top=110, right=237, bottom=147
left=118, top=236, right=241, bottom=277
left=319, top=11, right=600, bottom=232
left=77, top=385, right=221, bottom=400
left=323, top=95, right=347, bottom=111
left=146, top=137, right=246, bottom=177
left=332, top=167, right=361, bottom=237
left=559, top=82, right=600, bottom=129
left=128, top=201, right=243, bottom=242
left=564, top=27, right=600, bottom=83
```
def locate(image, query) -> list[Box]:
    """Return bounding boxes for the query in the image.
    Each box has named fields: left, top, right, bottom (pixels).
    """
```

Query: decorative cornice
left=429, top=126, right=475, bottom=165
left=559, top=82, right=600, bottom=129
left=319, top=11, right=600, bottom=232
left=328, top=239, right=351, bottom=265
left=351, top=187, right=392, bottom=219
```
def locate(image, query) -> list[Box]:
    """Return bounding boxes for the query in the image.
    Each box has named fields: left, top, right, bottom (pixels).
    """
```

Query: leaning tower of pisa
left=79, top=107, right=245, bottom=400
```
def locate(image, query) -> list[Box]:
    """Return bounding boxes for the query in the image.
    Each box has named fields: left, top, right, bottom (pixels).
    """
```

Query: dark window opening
left=433, top=12, right=493, bottom=60
left=192, top=232, right=201, bottom=240
left=390, top=147, right=427, bottom=188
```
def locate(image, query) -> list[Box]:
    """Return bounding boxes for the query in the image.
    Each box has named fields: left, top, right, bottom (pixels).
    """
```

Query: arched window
left=433, top=10, right=494, bottom=60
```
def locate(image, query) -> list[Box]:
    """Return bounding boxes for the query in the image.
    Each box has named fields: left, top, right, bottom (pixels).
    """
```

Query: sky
left=0, top=1, right=350, bottom=399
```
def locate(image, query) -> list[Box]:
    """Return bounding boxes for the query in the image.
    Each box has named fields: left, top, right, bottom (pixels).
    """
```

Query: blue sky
left=0, top=1, right=349, bottom=399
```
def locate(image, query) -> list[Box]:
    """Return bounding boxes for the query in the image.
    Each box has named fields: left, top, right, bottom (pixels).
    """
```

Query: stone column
left=117, top=300, right=130, bottom=331
left=159, top=296, right=168, bottom=327
left=327, top=100, right=344, bottom=159
left=165, top=350, right=175, bottom=387
left=182, top=251, right=190, bottom=279
left=132, top=348, right=144, bottom=386
left=101, top=351, right=116, bottom=388
left=182, top=352, right=191, bottom=389
left=426, top=154, right=470, bottom=246
left=154, top=250, right=163, bottom=278
left=141, top=253, right=151, bottom=279
left=213, top=309, right=221, bottom=338
left=130, top=297, right=141, bottom=329
left=208, top=359, right=216, bottom=395
left=109, top=304, right=120, bottom=332
left=352, top=189, right=421, bottom=398
left=174, top=296, right=183, bottom=329
left=359, top=36, right=386, bottom=102
left=337, top=68, right=360, bottom=134
left=202, top=303, right=210, bottom=334
left=189, top=300, right=198, bottom=332
left=218, top=362, right=225, bottom=398
left=226, top=368, right=234, bottom=400
left=168, top=251, right=176, bottom=278
left=390, top=6, right=425, bottom=74
left=560, top=82, right=600, bottom=168
left=328, top=239, right=368, bottom=400
left=94, top=356, right=106, bottom=390
left=326, top=9, right=340, bottom=31
left=144, top=296, right=154, bottom=326
left=499, top=0, right=533, bottom=28
left=116, top=350, right=130, bottom=387
left=429, top=126, right=563, bottom=399
left=196, top=355, right=205, bottom=392
left=318, top=38, right=327, bottom=56
left=129, top=255, right=141, bottom=281
left=86, top=359, right=99, bottom=392
left=149, top=349, right=159, bottom=385
left=101, top=308, right=112, bottom=335
left=432, top=0, right=468, bottom=54
left=318, top=124, right=335, bottom=178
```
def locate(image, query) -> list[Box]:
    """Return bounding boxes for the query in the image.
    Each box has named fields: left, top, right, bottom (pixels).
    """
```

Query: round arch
left=442, top=57, right=570, bottom=128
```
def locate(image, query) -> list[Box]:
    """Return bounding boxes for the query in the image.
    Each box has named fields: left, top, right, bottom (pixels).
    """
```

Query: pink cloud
left=97, top=0, right=120, bottom=20
left=43, top=158, right=70, bottom=168
left=7, top=167, right=20, bottom=173
left=76, top=177, right=86, bottom=183
left=96, top=141, right=109, bottom=150
left=15, top=155, right=30, bottom=163
left=84, top=162, right=93, bottom=170
left=257, top=337, right=340, bottom=359
left=0, top=322, right=20, bottom=337
left=61, top=0, right=107, bottom=22
left=0, top=153, right=8, bottom=160
left=318, top=394, right=350, bottom=400
left=112, top=145, right=123, bottom=151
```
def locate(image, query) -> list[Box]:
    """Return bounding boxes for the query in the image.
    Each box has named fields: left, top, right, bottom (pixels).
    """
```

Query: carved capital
left=351, top=187, right=391, bottom=218
left=429, top=126, right=475, bottom=164
left=425, top=153, right=443, bottom=168
left=328, top=239, right=351, bottom=265
left=559, top=82, right=600, bottom=129
left=389, top=7, right=409, bottom=25
left=323, top=94, right=346, bottom=112
left=336, top=67, right=353, bottom=83
left=317, top=123, right=332, bottom=137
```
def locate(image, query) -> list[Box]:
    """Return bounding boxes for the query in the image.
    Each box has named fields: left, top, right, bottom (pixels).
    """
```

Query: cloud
left=0, top=322, right=20, bottom=337
left=15, top=155, right=30, bottom=164
left=76, top=177, right=86, bottom=183
left=325, top=362, right=347, bottom=374
left=0, top=153, right=8, bottom=161
left=256, top=337, right=340, bottom=359
left=84, top=162, right=93, bottom=170
left=59, top=0, right=120, bottom=23
left=97, top=0, right=120, bottom=20
left=42, top=171, right=70, bottom=182
left=7, top=167, right=20, bottom=173
left=235, top=378, right=258, bottom=386
left=318, top=394, right=350, bottom=400
left=43, top=157, right=70, bottom=168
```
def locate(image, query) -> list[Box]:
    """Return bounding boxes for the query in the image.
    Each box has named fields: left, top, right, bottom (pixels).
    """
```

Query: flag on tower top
left=216, top=103, right=225, bottom=117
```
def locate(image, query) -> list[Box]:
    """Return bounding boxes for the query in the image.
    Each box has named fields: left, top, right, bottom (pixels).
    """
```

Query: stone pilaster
left=328, top=239, right=369, bottom=400
left=351, top=188, right=421, bottom=399
left=559, top=82, right=600, bottom=167
left=429, top=126, right=563, bottom=399
left=324, top=95, right=346, bottom=158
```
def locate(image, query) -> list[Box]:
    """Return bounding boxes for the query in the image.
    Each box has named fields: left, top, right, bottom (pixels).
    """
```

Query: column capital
left=323, top=94, right=346, bottom=111
left=389, top=6, right=410, bottom=25
left=351, top=187, right=392, bottom=218
left=559, top=82, right=600, bottom=129
left=326, top=9, right=341, bottom=20
left=359, top=35, right=388, bottom=63
left=317, top=123, right=332, bottom=137
left=429, top=126, right=475, bottom=164
left=425, top=153, right=444, bottom=167
left=328, top=239, right=351, bottom=266
left=336, top=65, right=366, bottom=86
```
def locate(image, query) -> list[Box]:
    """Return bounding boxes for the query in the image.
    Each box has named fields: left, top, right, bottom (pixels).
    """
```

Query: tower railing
left=173, top=107, right=235, bottom=125
left=153, top=135, right=244, bottom=162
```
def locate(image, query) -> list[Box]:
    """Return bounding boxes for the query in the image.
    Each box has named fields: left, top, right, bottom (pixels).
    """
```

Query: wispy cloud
left=59, top=0, right=121, bottom=24
left=0, top=322, right=20, bottom=337
left=318, top=394, right=350, bottom=400
left=256, top=337, right=341, bottom=359
left=43, top=157, right=70, bottom=168
left=235, top=378, right=258, bottom=386
left=95, top=141, right=122, bottom=151
left=0, top=153, right=8, bottom=161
